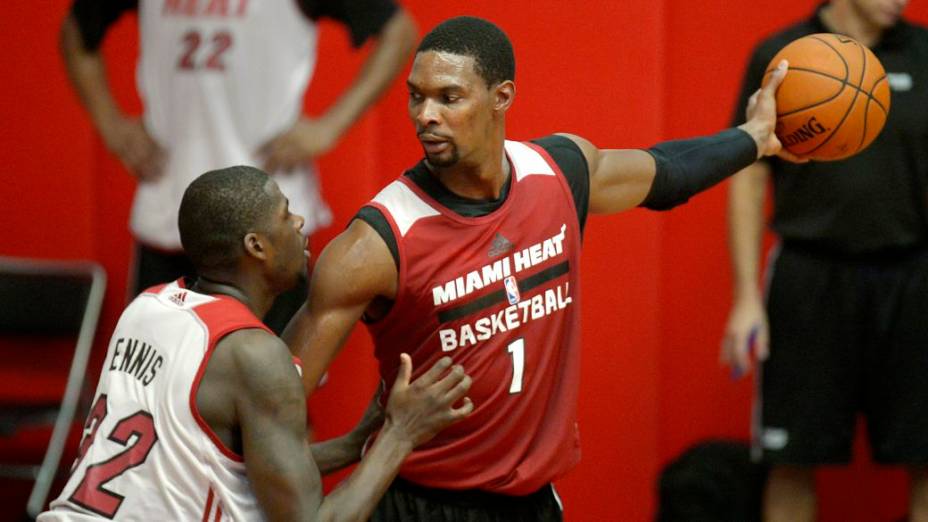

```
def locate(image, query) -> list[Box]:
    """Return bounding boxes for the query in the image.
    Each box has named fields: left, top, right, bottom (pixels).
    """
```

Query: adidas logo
left=488, top=233, right=514, bottom=257
left=169, top=291, right=188, bottom=306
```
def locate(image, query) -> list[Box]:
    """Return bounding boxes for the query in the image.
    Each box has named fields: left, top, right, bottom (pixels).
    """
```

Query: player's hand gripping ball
left=763, top=33, right=890, bottom=161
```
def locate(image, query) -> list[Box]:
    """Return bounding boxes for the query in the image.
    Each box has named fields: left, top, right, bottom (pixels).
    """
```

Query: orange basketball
left=763, top=33, right=890, bottom=161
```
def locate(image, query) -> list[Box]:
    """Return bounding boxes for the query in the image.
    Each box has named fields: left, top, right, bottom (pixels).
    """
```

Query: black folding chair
left=0, top=256, right=105, bottom=518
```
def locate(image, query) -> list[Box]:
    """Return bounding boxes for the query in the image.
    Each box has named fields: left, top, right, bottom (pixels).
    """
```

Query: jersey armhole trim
left=188, top=302, right=272, bottom=464
left=524, top=141, right=585, bottom=238
left=363, top=201, right=408, bottom=328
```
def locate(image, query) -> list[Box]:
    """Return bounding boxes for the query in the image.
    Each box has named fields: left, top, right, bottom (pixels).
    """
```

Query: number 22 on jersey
left=68, top=395, right=159, bottom=518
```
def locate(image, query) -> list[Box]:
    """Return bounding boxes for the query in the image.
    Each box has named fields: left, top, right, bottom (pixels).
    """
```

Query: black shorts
left=757, top=242, right=928, bottom=465
left=372, top=478, right=563, bottom=522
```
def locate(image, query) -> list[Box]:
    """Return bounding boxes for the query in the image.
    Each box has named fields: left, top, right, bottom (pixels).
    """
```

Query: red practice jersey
left=364, top=138, right=586, bottom=495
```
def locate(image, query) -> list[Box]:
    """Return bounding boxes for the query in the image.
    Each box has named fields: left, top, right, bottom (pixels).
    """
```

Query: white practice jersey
left=132, top=0, right=331, bottom=249
left=39, top=280, right=273, bottom=521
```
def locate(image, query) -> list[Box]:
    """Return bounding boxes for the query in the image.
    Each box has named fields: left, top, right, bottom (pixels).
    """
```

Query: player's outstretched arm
left=59, top=7, right=164, bottom=180
left=283, top=219, right=397, bottom=396
left=559, top=60, right=795, bottom=216
left=317, top=354, right=474, bottom=521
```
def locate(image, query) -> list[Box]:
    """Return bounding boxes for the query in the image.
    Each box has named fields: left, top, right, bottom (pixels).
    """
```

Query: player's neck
left=429, top=149, right=510, bottom=201
left=822, top=3, right=884, bottom=47
left=192, top=274, right=272, bottom=319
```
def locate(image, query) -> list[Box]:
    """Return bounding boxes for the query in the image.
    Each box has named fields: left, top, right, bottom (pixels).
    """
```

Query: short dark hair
left=178, top=165, right=274, bottom=272
left=417, top=16, right=515, bottom=86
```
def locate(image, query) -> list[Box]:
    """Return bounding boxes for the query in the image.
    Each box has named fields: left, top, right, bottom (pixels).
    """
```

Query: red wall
left=2, top=1, right=927, bottom=520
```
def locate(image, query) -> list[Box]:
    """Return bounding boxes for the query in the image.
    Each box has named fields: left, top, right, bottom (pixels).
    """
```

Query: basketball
left=762, top=33, right=890, bottom=161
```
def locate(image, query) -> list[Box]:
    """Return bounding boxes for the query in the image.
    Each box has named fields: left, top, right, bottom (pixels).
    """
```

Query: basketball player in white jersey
left=38, top=166, right=473, bottom=521
left=59, top=0, right=417, bottom=331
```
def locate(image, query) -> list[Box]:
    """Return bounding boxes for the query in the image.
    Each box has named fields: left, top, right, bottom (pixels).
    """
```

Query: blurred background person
left=59, top=0, right=417, bottom=333
left=722, top=1, right=928, bottom=520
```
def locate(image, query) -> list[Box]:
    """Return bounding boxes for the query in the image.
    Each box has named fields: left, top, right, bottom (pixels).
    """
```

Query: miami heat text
left=432, top=224, right=568, bottom=306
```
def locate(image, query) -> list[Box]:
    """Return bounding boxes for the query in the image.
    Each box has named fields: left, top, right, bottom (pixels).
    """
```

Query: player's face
left=851, top=0, right=908, bottom=29
left=261, top=180, right=308, bottom=291
left=407, top=51, right=496, bottom=168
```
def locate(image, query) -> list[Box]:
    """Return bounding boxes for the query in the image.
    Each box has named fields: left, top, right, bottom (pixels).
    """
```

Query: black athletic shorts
left=757, top=241, right=928, bottom=465
left=372, top=478, right=563, bottom=522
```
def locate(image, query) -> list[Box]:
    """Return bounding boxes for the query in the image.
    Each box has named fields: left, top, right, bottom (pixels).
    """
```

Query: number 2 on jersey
left=178, top=30, right=233, bottom=71
left=69, top=395, right=159, bottom=518
left=507, top=338, right=525, bottom=394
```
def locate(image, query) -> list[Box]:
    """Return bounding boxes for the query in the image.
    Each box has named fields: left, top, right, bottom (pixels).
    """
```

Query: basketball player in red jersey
left=39, top=166, right=473, bottom=521
left=283, top=16, right=797, bottom=521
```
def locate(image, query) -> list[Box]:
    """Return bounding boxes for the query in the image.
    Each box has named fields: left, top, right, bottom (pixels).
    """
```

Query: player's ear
left=243, top=232, right=268, bottom=261
left=493, top=80, right=515, bottom=113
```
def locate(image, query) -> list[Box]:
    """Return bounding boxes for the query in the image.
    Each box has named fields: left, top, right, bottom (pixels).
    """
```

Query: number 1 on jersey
left=507, top=339, right=525, bottom=394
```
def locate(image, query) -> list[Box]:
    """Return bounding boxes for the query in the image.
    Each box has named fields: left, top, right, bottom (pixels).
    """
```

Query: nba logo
left=504, top=276, right=520, bottom=305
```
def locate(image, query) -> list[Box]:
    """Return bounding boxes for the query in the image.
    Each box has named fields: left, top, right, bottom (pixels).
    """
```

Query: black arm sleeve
left=640, top=128, right=758, bottom=211
left=298, top=0, right=398, bottom=48
left=70, top=0, right=137, bottom=51
left=531, top=135, right=590, bottom=234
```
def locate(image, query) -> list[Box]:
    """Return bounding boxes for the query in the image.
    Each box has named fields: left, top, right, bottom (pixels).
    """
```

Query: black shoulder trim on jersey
left=354, top=206, right=399, bottom=268
left=71, top=0, right=138, bottom=51
left=405, top=161, right=513, bottom=217
left=298, top=0, right=398, bottom=47
left=530, top=135, right=590, bottom=234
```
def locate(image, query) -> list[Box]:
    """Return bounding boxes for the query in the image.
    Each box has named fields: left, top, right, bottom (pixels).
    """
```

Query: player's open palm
left=385, top=354, right=473, bottom=447
left=721, top=296, right=770, bottom=377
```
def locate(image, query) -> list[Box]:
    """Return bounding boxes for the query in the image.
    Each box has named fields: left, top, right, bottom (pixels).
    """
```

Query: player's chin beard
left=424, top=144, right=459, bottom=168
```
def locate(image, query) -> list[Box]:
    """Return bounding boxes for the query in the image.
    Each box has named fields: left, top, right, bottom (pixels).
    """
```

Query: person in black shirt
left=722, top=1, right=928, bottom=520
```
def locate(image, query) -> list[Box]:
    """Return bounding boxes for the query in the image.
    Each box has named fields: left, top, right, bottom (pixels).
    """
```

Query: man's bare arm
left=225, top=330, right=323, bottom=520
left=283, top=219, right=397, bottom=395
left=309, top=387, right=384, bottom=475
left=321, top=7, right=418, bottom=145
left=721, top=161, right=772, bottom=374
left=317, top=354, right=473, bottom=520
left=558, top=60, right=795, bottom=216
left=59, top=12, right=163, bottom=179
left=262, top=8, right=418, bottom=170
left=229, top=335, right=475, bottom=521
left=225, top=329, right=472, bottom=521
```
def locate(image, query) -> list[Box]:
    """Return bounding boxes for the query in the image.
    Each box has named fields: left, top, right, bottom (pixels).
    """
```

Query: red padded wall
left=2, top=1, right=927, bottom=520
